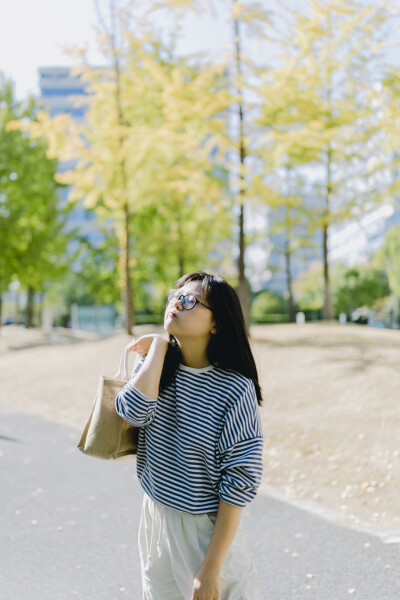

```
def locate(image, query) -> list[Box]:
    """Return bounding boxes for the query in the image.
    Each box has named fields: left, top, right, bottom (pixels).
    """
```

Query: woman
left=115, top=271, right=264, bottom=600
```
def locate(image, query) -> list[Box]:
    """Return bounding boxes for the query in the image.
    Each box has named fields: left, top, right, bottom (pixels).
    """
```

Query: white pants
left=138, top=492, right=260, bottom=600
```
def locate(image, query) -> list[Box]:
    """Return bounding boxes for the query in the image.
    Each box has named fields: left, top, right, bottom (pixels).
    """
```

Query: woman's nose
left=172, top=296, right=183, bottom=310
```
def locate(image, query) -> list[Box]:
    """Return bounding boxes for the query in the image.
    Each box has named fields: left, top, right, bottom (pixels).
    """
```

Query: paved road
left=1, top=405, right=399, bottom=600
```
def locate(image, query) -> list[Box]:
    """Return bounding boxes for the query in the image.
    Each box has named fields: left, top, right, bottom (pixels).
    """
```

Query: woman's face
left=164, top=281, right=217, bottom=340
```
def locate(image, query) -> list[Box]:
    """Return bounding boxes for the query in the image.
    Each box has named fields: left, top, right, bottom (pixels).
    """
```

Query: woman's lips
left=168, top=311, right=177, bottom=318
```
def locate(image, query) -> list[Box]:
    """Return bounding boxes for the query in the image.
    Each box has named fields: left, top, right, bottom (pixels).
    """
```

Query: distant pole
left=232, top=0, right=250, bottom=329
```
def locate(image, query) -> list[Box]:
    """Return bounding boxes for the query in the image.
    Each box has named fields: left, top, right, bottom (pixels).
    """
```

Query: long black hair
left=159, top=271, right=263, bottom=406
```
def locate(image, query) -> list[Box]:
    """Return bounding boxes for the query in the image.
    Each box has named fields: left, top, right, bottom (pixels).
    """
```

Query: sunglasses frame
left=168, top=289, right=213, bottom=312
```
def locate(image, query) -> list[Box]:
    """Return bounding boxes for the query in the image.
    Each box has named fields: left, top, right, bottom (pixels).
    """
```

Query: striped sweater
left=115, top=356, right=264, bottom=514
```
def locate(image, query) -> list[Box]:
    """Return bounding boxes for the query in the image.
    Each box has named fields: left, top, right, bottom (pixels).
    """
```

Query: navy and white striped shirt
left=115, top=356, right=264, bottom=514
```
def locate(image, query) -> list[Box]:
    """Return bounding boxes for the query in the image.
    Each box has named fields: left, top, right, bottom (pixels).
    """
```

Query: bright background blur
left=2, top=0, right=400, bottom=333
left=1, top=1, right=231, bottom=100
left=2, top=1, right=400, bottom=554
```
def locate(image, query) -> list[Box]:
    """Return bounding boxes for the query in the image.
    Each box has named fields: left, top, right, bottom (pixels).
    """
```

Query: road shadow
left=0, top=434, right=19, bottom=443
left=2, top=328, right=122, bottom=352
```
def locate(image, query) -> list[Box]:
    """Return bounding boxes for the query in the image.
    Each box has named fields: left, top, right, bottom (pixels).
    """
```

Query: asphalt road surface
left=1, top=405, right=399, bottom=600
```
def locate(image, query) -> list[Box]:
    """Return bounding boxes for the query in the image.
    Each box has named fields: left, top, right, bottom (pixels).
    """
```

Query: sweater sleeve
left=115, top=354, right=158, bottom=427
left=130, top=354, right=146, bottom=379
left=217, top=379, right=264, bottom=508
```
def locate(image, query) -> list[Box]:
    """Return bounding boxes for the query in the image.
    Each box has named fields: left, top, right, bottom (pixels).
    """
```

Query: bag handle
left=113, top=342, right=135, bottom=382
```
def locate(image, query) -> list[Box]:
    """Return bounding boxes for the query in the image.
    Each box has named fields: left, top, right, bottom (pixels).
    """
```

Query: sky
left=0, top=0, right=270, bottom=290
left=2, top=0, right=399, bottom=291
left=1, top=0, right=233, bottom=100
left=5, top=1, right=398, bottom=102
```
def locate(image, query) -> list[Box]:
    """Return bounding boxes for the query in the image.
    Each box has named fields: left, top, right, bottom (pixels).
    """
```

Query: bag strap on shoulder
left=114, top=342, right=135, bottom=381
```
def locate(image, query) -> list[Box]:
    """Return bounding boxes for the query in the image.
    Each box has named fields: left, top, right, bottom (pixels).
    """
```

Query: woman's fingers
left=127, top=334, right=164, bottom=355
left=131, top=335, right=153, bottom=344
left=130, top=342, right=142, bottom=351
left=128, top=336, right=154, bottom=354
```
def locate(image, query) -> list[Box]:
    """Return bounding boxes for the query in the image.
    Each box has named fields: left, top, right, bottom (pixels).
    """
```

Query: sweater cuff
left=115, top=382, right=158, bottom=427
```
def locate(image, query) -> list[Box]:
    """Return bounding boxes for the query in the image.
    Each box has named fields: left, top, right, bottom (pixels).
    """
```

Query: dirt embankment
left=1, top=322, right=399, bottom=535
left=251, top=323, right=400, bottom=535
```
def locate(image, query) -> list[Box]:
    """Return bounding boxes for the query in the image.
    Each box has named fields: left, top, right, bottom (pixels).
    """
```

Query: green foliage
left=251, top=313, right=289, bottom=324
left=47, top=233, right=121, bottom=309
left=294, top=260, right=390, bottom=317
left=0, top=78, right=76, bottom=298
left=255, top=1, right=394, bottom=319
left=374, top=224, right=400, bottom=299
left=333, top=265, right=390, bottom=316
left=250, top=290, right=287, bottom=322
left=293, top=262, right=324, bottom=312
left=13, top=31, right=233, bottom=325
left=250, top=313, right=289, bottom=325
left=131, top=196, right=233, bottom=301
left=371, top=295, right=400, bottom=329
left=4, top=2, right=399, bottom=326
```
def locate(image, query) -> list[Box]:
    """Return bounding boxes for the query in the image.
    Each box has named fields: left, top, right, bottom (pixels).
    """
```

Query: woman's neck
left=177, top=339, right=211, bottom=369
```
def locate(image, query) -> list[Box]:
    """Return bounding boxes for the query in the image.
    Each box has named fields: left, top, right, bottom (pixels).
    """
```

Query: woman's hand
left=128, top=334, right=168, bottom=356
left=191, top=564, right=222, bottom=600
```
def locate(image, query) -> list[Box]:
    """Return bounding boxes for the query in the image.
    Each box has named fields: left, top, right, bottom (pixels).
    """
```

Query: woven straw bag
left=77, top=342, right=139, bottom=460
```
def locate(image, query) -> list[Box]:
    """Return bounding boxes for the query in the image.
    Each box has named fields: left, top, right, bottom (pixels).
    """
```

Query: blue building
left=39, top=66, right=87, bottom=120
left=263, top=199, right=400, bottom=299
left=329, top=202, right=400, bottom=266
left=38, top=66, right=103, bottom=248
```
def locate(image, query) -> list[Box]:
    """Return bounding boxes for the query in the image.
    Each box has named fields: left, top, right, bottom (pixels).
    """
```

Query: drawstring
left=156, top=504, right=164, bottom=557
left=147, top=497, right=165, bottom=565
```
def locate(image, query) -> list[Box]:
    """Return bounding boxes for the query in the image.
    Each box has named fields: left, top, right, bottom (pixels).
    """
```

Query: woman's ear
left=211, top=321, right=220, bottom=335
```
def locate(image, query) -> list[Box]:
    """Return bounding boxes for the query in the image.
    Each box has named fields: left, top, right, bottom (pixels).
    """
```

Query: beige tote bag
left=77, top=342, right=140, bottom=460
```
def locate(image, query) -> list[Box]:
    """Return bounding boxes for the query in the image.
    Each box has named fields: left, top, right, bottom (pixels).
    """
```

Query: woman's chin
left=163, top=321, right=172, bottom=334
left=164, top=317, right=176, bottom=333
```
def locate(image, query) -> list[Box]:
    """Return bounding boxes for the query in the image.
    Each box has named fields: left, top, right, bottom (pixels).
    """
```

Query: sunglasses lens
left=168, top=290, right=198, bottom=309
left=182, top=295, right=196, bottom=309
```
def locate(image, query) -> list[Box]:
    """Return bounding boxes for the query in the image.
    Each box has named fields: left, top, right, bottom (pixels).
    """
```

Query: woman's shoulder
left=212, top=365, right=256, bottom=396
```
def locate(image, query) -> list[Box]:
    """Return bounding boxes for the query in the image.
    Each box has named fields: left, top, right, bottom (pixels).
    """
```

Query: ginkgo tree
left=251, top=167, right=318, bottom=322
left=121, top=48, right=233, bottom=282
left=380, top=65, right=400, bottom=205
left=374, top=223, right=400, bottom=300
left=12, top=13, right=233, bottom=333
left=1, top=78, right=76, bottom=328
left=146, top=0, right=272, bottom=326
left=256, top=0, right=394, bottom=319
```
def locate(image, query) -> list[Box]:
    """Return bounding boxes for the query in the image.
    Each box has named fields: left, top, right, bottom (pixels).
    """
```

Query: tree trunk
left=177, top=209, right=185, bottom=278
left=282, top=193, right=296, bottom=323
left=322, top=223, right=333, bottom=320
left=233, top=2, right=250, bottom=329
left=25, top=285, right=35, bottom=328
left=124, top=201, right=135, bottom=335
left=14, top=290, right=19, bottom=325
left=323, top=35, right=334, bottom=321
left=108, top=0, right=135, bottom=335
left=284, top=236, right=296, bottom=322
left=323, top=149, right=334, bottom=320
left=238, top=202, right=249, bottom=325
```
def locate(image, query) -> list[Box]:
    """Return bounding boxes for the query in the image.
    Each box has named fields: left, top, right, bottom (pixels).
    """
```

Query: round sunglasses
left=167, top=289, right=213, bottom=311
